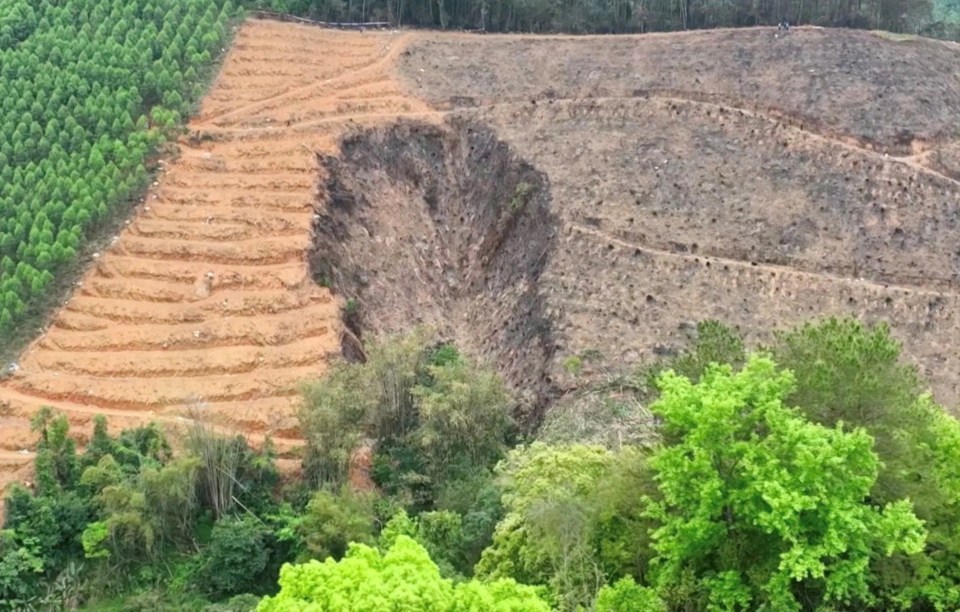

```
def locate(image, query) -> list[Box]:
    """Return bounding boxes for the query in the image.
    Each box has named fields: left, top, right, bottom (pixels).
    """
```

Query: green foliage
left=379, top=509, right=473, bottom=578
left=477, top=442, right=652, bottom=609
left=562, top=355, right=583, bottom=375
left=298, top=489, right=378, bottom=561
left=201, top=517, right=271, bottom=598
left=771, top=318, right=918, bottom=433
left=0, top=1, right=37, bottom=50
left=81, top=522, right=110, bottom=560
left=771, top=317, right=960, bottom=609
left=11, top=323, right=960, bottom=609
left=300, top=331, right=513, bottom=509
left=644, top=320, right=746, bottom=392
left=255, top=0, right=941, bottom=35
left=595, top=576, right=665, bottom=611
left=203, top=593, right=262, bottom=611
left=4, top=410, right=283, bottom=608
left=647, top=355, right=925, bottom=610
left=257, top=536, right=550, bottom=611
left=0, top=0, right=236, bottom=340
left=32, top=408, right=80, bottom=493
left=412, top=352, right=513, bottom=485
left=0, top=529, right=44, bottom=604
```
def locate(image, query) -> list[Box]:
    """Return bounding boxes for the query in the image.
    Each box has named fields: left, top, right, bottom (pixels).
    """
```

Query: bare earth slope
left=5, top=23, right=960, bottom=491
left=327, top=26, right=960, bottom=419
left=0, top=20, right=432, bottom=491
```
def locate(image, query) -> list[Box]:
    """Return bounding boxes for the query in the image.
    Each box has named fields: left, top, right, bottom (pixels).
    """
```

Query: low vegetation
left=3, top=318, right=960, bottom=610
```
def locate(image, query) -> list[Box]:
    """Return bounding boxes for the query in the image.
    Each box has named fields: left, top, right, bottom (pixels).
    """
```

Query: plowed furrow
left=25, top=336, right=333, bottom=378
left=82, top=277, right=190, bottom=303
left=61, top=298, right=206, bottom=325
left=131, top=219, right=305, bottom=242
left=155, top=190, right=313, bottom=211
left=117, top=235, right=309, bottom=265
left=163, top=174, right=314, bottom=190
left=0, top=419, right=40, bottom=452
left=185, top=289, right=333, bottom=315
left=0, top=391, right=305, bottom=458
left=167, top=396, right=301, bottom=438
left=36, top=305, right=333, bottom=352
left=60, top=286, right=327, bottom=324
left=145, top=206, right=309, bottom=228
left=97, top=258, right=307, bottom=289
left=161, top=181, right=312, bottom=195
left=8, top=366, right=320, bottom=411
left=51, top=311, right=113, bottom=331
left=173, top=162, right=313, bottom=174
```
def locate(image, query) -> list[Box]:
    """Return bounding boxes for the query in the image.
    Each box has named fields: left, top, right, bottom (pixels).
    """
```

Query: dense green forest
left=0, top=0, right=235, bottom=341
left=251, top=0, right=960, bottom=37
left=4, top=318, right=960, bottom=610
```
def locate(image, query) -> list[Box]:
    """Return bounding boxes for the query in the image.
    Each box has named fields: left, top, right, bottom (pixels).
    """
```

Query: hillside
left=0, top=20, right=433, bottom=490
left=316, top=26, right=960, bottom=423
left=5, top=23, right=960, bottom=488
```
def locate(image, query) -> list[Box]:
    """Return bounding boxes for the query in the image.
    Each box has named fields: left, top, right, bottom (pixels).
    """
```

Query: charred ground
left=311, top=120, right=558, bottom=425
left=313, top=26, right=960, bottom=418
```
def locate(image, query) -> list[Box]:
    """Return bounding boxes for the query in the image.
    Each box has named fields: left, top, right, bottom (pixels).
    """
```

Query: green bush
left=202, top=517, right=271, bottom=598
left=257, top=536, right=549, bottom=611
left=300, top=331, right=513, bottom=509
left=595, top=577, right=664, bottom=612
left=298, top=489, right=378, bottom=562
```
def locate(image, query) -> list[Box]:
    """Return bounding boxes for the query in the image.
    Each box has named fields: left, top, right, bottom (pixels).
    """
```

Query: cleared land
left=319, top=26, right=960, bottom=423
left=5, top=22, right=960, bottom=489
left=0, top=20, right=433, bottom=491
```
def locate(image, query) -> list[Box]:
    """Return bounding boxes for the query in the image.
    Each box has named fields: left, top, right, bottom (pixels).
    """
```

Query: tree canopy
left=251, top=0, right=955, bottom=37
left=0, top=0, right=235, bottom=340
left=648, top=355, right=925, bottom=610
left=257, top=535, right=551, bottom=611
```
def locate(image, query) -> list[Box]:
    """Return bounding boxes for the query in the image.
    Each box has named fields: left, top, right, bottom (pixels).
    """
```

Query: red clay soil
left=0, top=20, right=433, bottom=494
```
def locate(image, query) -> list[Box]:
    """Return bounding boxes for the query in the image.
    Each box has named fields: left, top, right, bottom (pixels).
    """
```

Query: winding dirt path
left=0, top=20, right=433, bottom=492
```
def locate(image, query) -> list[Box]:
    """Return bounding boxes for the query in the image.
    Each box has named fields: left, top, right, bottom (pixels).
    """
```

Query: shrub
left=202, top=516, right=271, bottom=598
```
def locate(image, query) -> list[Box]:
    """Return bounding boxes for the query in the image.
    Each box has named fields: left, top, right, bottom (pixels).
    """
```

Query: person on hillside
left=778, top=19, right=790, bottom=31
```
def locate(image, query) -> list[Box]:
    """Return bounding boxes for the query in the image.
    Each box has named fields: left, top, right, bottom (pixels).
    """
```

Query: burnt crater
left=310, top=119, right=559, bottom=428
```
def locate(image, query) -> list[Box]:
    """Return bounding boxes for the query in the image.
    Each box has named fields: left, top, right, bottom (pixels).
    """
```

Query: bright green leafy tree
left=771, top=317, right=960, bottom=609
left=257, top=535, right=550, bottom=611
left=647, top=355, right=926, bottom=611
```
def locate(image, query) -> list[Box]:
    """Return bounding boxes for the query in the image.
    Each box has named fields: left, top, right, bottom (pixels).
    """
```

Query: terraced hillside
left=0, top=19, right=432, bottom=490
left=5, top=22, right=960, bottom=492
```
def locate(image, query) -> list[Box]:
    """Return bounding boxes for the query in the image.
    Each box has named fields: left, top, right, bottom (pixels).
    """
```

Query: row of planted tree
left=0, top=0, right=236, bottom=337
left=4, top=318, right=960, bottom=610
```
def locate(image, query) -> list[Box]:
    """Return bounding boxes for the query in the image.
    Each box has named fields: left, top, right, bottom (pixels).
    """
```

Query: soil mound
left=311, top=119, right=558, bottom=425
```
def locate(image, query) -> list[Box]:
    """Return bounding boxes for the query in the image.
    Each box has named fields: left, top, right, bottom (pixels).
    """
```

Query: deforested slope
left=6, top=22, right=960, bottom=495
left=0, top=19, right=433, bottom=491
left=347, top=26, right=960, bottom=413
